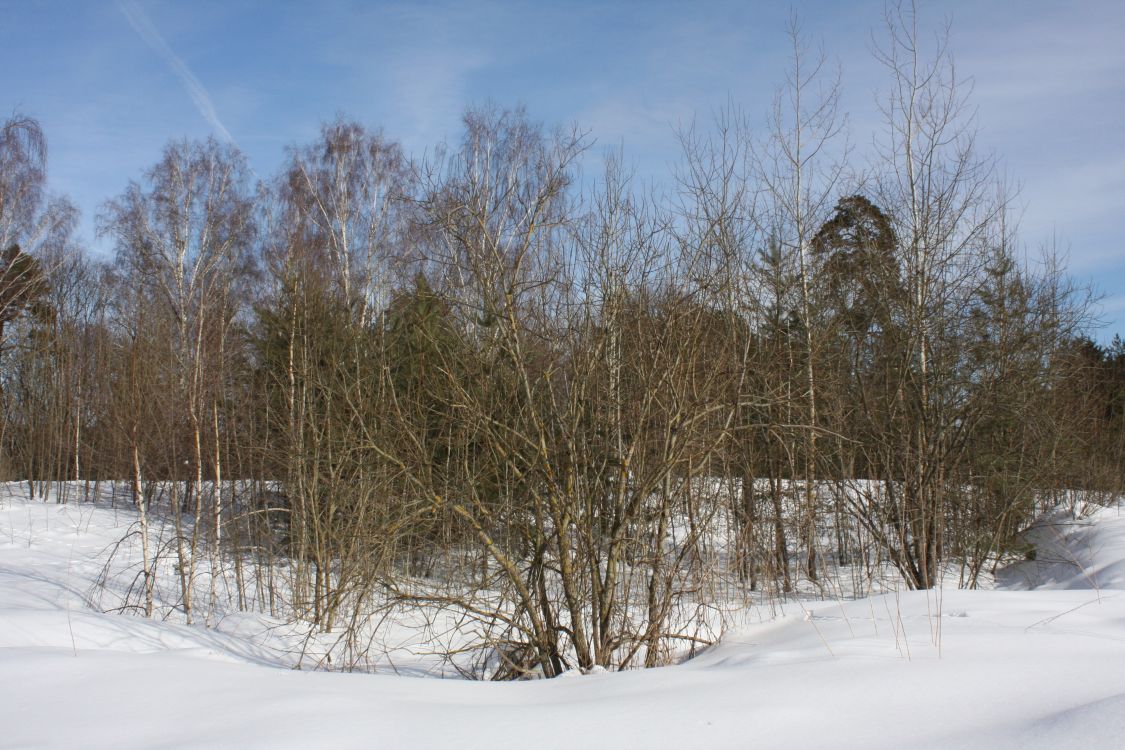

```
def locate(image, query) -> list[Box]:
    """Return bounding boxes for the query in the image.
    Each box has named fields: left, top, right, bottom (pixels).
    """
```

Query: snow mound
left=998, top=503, right=1125, bottom=590
left=928, top=691, right=1125, bottom=750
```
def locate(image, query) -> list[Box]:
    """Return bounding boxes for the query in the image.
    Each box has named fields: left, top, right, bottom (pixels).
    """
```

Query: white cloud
left=116, top=0, right=234, bottom=143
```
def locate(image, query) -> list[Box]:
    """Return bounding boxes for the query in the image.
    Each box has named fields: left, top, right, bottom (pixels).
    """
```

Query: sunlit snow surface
left=1, top=487, right=1123, bottom=749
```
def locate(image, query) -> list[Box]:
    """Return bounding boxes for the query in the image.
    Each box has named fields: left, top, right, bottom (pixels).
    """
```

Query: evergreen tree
left=0, top=244, right=50, bottom=352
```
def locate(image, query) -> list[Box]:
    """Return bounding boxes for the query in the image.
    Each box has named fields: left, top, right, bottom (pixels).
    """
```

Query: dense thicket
left=2, top=10, right=1122, bottom=676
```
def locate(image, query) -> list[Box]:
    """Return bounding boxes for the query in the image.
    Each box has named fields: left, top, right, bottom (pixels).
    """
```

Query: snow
left=998, top=504, right=1125, bottom=590
left=2, top=487, right=1124, bottom=749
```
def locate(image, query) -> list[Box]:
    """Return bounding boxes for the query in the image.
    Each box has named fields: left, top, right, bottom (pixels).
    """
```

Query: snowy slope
left=1, top=491, right=1123, bottom=749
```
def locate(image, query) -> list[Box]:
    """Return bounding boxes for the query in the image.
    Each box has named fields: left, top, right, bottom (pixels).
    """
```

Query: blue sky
left=3, top=0, right=1124, bottom=338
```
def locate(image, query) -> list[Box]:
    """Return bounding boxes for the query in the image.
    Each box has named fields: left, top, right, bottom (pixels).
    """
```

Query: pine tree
left=0, top=244, right=50, bottom=352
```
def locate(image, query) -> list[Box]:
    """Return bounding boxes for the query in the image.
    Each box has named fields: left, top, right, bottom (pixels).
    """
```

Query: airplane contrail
left=117, top=0, right=234, bottom=143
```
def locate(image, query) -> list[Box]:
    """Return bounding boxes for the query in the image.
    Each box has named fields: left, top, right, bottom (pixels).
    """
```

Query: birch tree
left=757, top=17, right=848, bottom=585
left=867, top=0, right=998, bottom=588
left=101, top=138, right=256, bottom=623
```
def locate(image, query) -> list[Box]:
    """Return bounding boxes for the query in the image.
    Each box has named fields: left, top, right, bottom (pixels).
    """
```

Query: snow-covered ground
left=2, top=487, right=1124, bottom=749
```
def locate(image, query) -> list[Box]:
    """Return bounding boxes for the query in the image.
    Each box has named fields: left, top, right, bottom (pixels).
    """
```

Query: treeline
left=2, top=13, right=1124, bottom=676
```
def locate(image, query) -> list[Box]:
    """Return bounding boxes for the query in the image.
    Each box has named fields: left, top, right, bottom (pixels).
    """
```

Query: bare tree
left=101, top=137, right=256, bottom=623
left=281, top=118, right=411, bottom=325
left=756, top=16, right=849, bottom=586
left=0, top=114, right=81, bottom=485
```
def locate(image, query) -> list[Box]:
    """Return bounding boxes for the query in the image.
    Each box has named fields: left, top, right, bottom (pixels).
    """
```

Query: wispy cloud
left=116, top=0, right=233, bottom=142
